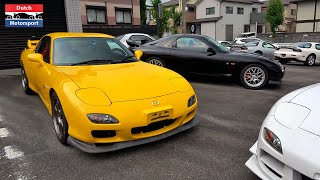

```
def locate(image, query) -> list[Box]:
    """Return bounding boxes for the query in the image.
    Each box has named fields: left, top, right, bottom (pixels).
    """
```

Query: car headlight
left=264, top=128, right=282, bottom=154
left=87, top=114, right=119, bottom=124
left=188, top=95, right=197, bottom=108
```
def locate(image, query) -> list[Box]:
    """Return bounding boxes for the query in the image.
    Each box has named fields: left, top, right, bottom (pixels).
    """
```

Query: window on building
left=237, top=7, right=244, bottom=14
left=252, top=8, right=258, bottom=13
left=291, top=9, right=296, bottom=16
left=226, top=6, right=233, bottom=14
left=86, top=6, right=106, bottom=24
left=244, top=25, right=250, bottom=32
left=206, top=7, right=215, bottom=15
left=257, top=25, right=263, bottom=33
left=187, top=6, right=195, bottom=12
left=115, top=8, right=132, bottom=24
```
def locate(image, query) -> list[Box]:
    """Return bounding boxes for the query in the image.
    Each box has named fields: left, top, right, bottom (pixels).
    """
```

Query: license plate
left=148, top=109, right=172, bottom=122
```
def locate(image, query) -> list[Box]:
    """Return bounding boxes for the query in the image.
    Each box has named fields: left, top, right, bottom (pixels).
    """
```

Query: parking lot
left=0, top=63, right=319, bottom=180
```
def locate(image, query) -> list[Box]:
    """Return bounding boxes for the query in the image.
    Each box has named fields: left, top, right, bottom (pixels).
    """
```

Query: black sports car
left=129, top=34, right=285, bottom=89
left=14, top=13, right=34, bottom=19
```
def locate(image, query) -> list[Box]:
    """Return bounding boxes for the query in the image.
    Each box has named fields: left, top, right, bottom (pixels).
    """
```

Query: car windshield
left=205, top=36, right=230, bottom=53
left=53, top=37, right=136, bottom=66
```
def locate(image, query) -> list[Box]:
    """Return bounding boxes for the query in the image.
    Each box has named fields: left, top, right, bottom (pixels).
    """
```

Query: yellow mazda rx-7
left=20, top=33, right=198, bottom=153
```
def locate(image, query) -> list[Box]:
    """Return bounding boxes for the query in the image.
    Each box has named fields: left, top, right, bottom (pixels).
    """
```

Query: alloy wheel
left=243, top=67, right=266, bottom=88
left=307, top=55, right=315, bottom=66
left=21, top=69, right=27, bottom=88
left=53, top=99, right=65, bottom=139
left=148, top=59, right=164, bottom=67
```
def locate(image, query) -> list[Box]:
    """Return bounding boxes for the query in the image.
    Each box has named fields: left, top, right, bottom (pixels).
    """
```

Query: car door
left=33, top=36, right=53, bottom=103
left=262, top=42, right=276, bottom=59
left=170, top=37, right=223, bottom=74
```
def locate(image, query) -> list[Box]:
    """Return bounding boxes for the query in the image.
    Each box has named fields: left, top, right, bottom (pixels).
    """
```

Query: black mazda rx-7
left=128, top=34, right=285, bottom=90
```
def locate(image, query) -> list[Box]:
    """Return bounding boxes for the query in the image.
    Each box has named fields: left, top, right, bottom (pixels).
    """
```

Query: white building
left=194, top=0, right=265, bottom=41
left=292, top=0, right=320, bottom=32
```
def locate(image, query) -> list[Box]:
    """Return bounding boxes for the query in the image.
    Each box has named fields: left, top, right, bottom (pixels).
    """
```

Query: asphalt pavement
left=0, top=64, right=319, bottom=180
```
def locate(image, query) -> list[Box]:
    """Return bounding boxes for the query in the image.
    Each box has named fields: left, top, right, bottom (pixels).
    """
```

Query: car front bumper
left=246, top=116, right=320, bottom=180
left=67, top=116, right=199, bottom=153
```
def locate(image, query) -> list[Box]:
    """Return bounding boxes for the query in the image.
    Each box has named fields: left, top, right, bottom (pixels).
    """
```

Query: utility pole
left=181, top=0, right=187, bottom=33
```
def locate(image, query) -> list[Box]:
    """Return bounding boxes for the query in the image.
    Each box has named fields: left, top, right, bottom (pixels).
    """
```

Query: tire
left=21, top=66, right=34, bottom=95
left=51, top=92, right=69, bottom=145
left=279, top=59, right=289, bottom=64
left=146, top=57, right=166, bottom=67
left=255, top=51, right=263, bottom=56
left=304, top=54, right=316, bottom=66
left=240, top=64, right=269, bottom=90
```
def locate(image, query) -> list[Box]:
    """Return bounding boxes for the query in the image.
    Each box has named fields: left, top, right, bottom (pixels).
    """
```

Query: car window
left=293, top=42, right=312, bottom=48
left=262, top=42, right=275, bottom=49
left=53, top=37, right=135, bottom=65
left=35, top=36, right=51, bottom=63
left=130, top=35, right=154, bottom=45
left=175, top=37, right=209, bottom=53
left=245, top=41, right=259, bottom=47
left=316, top=44, right=320, bottom=50
left=221, top=42, right=230, bottom=47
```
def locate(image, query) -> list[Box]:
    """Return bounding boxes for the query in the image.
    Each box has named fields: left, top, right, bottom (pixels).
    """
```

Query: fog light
left=188, top=95, right=196, bottom=107
left=87, top=114, right=119, bottom=124
left=264, top=128, right=282, bottom=154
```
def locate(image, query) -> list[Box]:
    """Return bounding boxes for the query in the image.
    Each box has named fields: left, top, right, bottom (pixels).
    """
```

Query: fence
left=83, top=25, right=158, bottom=37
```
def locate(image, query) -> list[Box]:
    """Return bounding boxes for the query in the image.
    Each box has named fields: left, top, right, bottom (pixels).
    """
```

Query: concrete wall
left=257, top=32, right=320, bottom=43
left=201, top=22, right=216, bottom=38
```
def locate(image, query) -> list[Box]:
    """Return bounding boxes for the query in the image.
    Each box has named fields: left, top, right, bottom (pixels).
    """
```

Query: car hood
left=273, top=84, right=320, bottom=136
left=57, top=62, right=181, bottom=102
left=289, top=84, right=320, bottom=136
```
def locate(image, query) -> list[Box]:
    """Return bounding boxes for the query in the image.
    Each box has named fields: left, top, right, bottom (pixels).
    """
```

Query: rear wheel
left=21, top=66, right=34, bottom=95
left=240, top=64, right=269, bottom=90
left=304, top=54, right=316, bottom=66
left=146, top=57, right=166, bottom=67
left=51, top=92, right=69, bottom=145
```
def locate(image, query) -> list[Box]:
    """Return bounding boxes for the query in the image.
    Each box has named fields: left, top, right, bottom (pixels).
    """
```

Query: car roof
left=125, top=33, right=152, bottom=36
left=240, top=32, right=256, bottom=35
left=46, top=32, right=114, bottom=39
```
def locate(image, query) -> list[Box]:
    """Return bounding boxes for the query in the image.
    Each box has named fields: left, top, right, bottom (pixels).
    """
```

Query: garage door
left=0, top=0, right=67, bottom=69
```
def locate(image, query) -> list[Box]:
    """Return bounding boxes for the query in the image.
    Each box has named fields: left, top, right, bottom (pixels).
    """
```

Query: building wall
left=296, top=0, right=315, bottom=20
left=201, top=22, right=216, bottom=38
left=65, top=0, right=83, bottom=32
left=296, top=22, right=314, bottom=32
left=81, top=0, right=140, bottom=25
left=196, top=0, right=221, bottom=19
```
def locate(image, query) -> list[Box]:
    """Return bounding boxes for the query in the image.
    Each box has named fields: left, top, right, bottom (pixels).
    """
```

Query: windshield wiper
left=112, top=56, right=137, bottom=64
left=70, top=59, right=114, bottom=66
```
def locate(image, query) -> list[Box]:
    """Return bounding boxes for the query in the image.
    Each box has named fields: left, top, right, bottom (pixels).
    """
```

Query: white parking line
left=3, top=146, right=24, bottom=159
left=0, top=128, right=10, bottom=138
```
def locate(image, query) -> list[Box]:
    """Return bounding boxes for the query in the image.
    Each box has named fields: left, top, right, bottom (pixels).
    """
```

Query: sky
left=146, top=0, right=170, bottom=6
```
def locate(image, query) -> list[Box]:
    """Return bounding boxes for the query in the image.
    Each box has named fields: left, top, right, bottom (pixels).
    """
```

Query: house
left=291, top=0, right=320, bottom=32
left=146, top=0, right=154, bottom=24
left=80, top=0, right=140, bottom=26
left=194, top=0, right=265, bottom=41
left=262, top=0, right=296, bottom=33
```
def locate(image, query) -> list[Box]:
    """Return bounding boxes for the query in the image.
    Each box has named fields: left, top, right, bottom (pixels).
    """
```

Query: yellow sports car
left=20, top=33, right=198, bottom=153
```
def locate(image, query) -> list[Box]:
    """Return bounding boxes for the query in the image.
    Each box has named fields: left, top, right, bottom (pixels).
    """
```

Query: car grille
left=131, top=119, right=176, bottom=134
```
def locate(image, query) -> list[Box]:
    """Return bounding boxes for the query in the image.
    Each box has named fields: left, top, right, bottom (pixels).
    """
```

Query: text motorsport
left=5, top=4, right=43, bottom=28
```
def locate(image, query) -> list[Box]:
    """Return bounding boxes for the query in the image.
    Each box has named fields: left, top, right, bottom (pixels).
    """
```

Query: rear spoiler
left=27, top=39, right=39, bottom=49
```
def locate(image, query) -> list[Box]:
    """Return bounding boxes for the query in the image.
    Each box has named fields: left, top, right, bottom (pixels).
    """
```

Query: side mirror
left=27, top=39, right=39, bottom=49
left=27, top=53, right=43, bottom=64
left=134, top=50, right=143, bottom=60
left=126, top=39, right=139, bottom=47
left=207, top=47, right=216, bottom=55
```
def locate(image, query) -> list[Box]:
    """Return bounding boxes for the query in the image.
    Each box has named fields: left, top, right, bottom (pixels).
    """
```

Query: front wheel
left=51, top=92, right=69, bottom=145
left=304, top=54, right=316, bottom=66
left=21, top=66, right=34, bottom=95
left=240, top=64, right=269, bottom=90
left=146, top=57, right=166, bottom=67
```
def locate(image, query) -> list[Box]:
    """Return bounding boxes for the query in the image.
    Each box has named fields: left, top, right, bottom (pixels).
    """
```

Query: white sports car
left=246, top=83, right=320, bottom=180
left=274, top=42, right=320, bottom=66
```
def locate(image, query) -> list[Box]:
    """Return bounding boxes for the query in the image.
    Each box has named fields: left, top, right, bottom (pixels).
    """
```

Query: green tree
left=169, top=7, right=182, bottom=34
left=151, top=0, right=168, bottom=37
left=140, top=0, right=147, bottom=25
left=266, top=0, right=284, bottom=36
